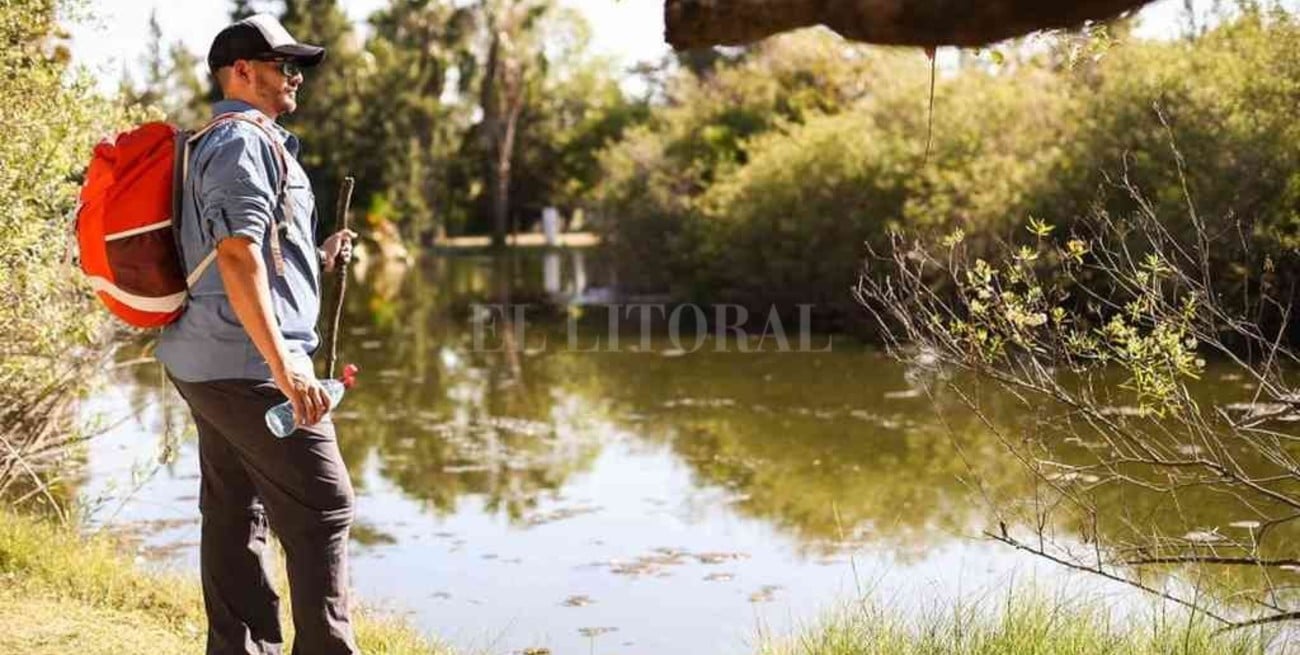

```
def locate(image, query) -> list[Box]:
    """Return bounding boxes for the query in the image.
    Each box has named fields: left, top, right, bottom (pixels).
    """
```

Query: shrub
left=0, top=0, right=127, bottom=507
left=593, top=11, right=1300, bottom=331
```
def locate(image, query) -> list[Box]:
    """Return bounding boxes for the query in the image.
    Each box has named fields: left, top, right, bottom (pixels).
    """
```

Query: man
left=156, top=14, right=361, bottom=655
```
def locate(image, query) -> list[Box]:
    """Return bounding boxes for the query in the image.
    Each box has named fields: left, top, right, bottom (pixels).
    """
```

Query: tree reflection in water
left=101, top=252, right=1300, bottom=603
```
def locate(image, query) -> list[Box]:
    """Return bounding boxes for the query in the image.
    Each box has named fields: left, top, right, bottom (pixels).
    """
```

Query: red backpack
left=75, top=113, right=290, bottom=328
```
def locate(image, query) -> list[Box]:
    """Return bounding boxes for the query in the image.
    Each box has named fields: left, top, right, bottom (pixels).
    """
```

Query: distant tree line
left=122, top=2, right=1300, bottom=337
left=122, top=0, right=651, bottom=247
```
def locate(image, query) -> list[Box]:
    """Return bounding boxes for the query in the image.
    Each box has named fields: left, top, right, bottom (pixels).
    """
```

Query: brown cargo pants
left=170, top=377, right=361, bottom=655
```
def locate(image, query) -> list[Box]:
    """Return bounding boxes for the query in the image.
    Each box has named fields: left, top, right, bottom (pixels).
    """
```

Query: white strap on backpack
left=182, top=112, right=295, bottom=286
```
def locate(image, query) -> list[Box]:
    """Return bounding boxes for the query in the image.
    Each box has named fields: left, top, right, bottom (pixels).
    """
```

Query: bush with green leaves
left=1062, top=8, right=1300, bottom=250
left=594, top=9, right=1300, bottom=330
left=698, top=57, right=1079, bottom=323
left=592, top=30, right=896, bottom=300
left=0, top=0, right=129, bottom=508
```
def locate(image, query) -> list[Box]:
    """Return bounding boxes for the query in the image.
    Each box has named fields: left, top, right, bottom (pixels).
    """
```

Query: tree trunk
left=481, top=27, right=507, bottom=248
left=483, top=8, right=530, bottom=250
left=494, top=82, right=524, bottom=249
left=664, top=0, right=1156, bottom=49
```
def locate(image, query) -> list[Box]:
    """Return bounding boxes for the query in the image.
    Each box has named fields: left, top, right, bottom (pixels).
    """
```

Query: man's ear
left=231, top=60, right=255, bottom=86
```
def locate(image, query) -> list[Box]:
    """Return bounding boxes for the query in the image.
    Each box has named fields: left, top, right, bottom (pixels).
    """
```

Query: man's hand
left=272, top=356, right=331, bottom=427
left=321, top=229, right=357, bottom=273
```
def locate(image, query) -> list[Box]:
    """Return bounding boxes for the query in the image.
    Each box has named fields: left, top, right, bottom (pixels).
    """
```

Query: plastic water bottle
left=265, top=364, right=358, bottom=439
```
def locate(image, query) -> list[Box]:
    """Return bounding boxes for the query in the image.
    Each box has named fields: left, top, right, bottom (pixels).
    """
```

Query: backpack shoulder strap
left=182, top=112, right=292, bottom=281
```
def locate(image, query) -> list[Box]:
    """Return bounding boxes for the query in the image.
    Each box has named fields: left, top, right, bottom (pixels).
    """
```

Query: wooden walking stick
left=325, top=176, right=356, bottom=379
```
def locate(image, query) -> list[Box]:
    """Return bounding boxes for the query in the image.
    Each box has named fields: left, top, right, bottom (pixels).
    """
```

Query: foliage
left=592, top=30, right=902, bottom=302
left=0, top=0, right=126, bottom=508
left=596, top=10, right=1300, bottom=330
left=117, top=10, right=206, bottom=127
left=1064, top=8, right=1300, bottom=254
left=196, top=0, right=645, bottom=244
left=857, top=141, right=1300, bottom=629
left=494, top=19, right=649, bottom=231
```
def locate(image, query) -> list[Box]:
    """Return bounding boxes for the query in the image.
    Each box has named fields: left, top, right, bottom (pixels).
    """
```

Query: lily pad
left=696, top=551, right=749, bottom=565
left=1183, top=530, right=1224, bottom=543
left=562, top=595, right=595, bottom=607
left=883, top=389, right=923, bottom=400
left=748, top=584, right=783, bottom=603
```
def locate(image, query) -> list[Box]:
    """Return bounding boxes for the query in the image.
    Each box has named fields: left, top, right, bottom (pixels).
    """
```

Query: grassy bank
left=758, top=593, right=1282, bottom=655
left=0, top=510, right=450, bottom=655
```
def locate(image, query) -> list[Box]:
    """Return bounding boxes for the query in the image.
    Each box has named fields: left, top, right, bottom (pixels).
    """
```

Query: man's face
left=249, top=60, right=303, bottom=115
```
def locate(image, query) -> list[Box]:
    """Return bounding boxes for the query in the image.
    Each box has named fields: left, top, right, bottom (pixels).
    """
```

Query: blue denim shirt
left=157, top=100, right=321, bottom=382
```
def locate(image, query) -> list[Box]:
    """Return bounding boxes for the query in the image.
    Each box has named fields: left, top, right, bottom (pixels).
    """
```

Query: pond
left=76, top=250, right=1282, bottom=654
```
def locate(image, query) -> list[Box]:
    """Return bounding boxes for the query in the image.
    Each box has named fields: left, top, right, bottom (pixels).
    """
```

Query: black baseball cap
left=207, top=13, right=326, bottom=72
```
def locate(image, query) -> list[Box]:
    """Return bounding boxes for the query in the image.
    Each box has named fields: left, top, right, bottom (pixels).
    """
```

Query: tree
left=476, top=0, right=552, bottom=247
left=358, top=0, right=477, bottom=242
left=280, top=0, right=365, bottom=236
left=118, top=10, right=206, bottom=126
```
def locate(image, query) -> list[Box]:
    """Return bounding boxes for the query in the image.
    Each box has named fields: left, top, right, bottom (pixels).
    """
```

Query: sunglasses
left=254, top=58, right=302, bottom=78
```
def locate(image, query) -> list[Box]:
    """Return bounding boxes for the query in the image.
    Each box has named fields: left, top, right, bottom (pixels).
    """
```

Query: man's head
left=208, top=14, right=325, bottom=118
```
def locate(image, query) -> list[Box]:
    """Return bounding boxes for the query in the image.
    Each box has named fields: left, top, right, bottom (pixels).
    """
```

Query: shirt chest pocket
left=280, top=175, right=316, bottom=248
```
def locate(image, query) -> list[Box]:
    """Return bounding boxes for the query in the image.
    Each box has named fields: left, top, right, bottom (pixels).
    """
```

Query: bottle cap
left=341, top=363, right=359, bottom=389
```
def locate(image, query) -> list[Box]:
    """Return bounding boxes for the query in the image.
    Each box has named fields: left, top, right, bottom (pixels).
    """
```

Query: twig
left=987, top=531, right=1232, bottom=625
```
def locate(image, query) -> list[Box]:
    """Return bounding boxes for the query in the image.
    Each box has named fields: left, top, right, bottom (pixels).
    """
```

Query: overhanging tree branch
left=664, top=0, right=1156, bottom=49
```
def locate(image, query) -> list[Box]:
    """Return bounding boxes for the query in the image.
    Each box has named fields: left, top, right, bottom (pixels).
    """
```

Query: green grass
left=0, top=510, right=452, bottom=655
left=757, top=589, right=1285, bottom=655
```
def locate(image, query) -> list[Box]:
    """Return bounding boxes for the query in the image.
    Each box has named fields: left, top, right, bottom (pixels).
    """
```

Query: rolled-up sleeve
left=196, top=127, right=280, bottom=247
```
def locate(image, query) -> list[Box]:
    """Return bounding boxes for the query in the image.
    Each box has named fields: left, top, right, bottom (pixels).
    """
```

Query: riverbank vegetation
left=852, top=7, right=1300, bottom=628
left=0, top=0, right=126, bottom=513
left=596, top=5, right=1300, bottom=328
left=759, top=592, right=1278, bottom=655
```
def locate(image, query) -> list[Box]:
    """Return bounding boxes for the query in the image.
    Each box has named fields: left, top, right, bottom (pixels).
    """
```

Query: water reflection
left=321, top=254, right=1000, bottom=551
left=322, top=250, right=1300, bottom=608
left=80, top=251, right=1300, bottom=654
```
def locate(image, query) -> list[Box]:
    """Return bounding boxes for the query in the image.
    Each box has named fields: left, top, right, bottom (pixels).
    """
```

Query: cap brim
left=271, top=43, right=325, bottom=67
